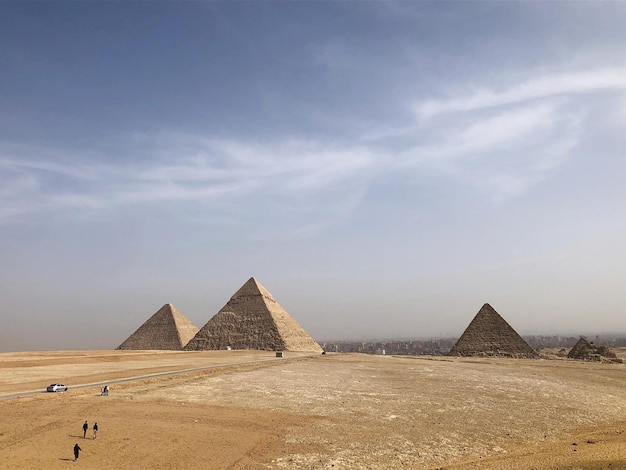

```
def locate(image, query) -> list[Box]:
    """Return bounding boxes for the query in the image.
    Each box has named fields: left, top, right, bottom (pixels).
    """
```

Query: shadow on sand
left=58, top=458, right=74, bottom=461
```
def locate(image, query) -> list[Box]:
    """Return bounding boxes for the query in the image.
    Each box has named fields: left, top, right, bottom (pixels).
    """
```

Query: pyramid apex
left=477, top=303, right=502, bottom=317
left=247, top=276, right=263, bottom=287
left=231, top=277, right=274, bottom=301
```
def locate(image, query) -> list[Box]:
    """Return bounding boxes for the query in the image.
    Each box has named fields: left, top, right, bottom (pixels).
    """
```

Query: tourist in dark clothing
left=93, top=422, right=98, bottom=440
left=82, top=421, right=88, bottom=438
left=73, top=443, right=82, bottom=461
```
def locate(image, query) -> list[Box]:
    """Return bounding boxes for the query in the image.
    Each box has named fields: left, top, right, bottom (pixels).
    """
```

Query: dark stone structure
left=568, top=337, right=622, bottom=363
left=448, top=303, right=538, bottom=358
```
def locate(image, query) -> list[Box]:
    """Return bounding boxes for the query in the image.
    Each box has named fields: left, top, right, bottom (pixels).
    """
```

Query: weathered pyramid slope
left=567, top=337, right=595, bottom=359
left=568, top=337, right=622, bottom=363
left=184, top=277, right=323, bottom=352
left=448, top=303, right=538, bottom=358
left=117, top=303, right=199, bottom=350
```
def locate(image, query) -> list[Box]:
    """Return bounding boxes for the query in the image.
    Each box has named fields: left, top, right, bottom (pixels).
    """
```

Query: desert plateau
left=0, top=349, right=625, bottom=469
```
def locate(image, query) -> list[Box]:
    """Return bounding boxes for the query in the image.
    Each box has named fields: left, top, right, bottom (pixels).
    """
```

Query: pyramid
left=448, top=303, right=538, bottom=358
left=567, top=337, right=595, bottom=359
left=567, top=337, right=622, bottom=362
left=116, top=303, right=199, bottom=350
left=184, top=277, right=323, bottom=352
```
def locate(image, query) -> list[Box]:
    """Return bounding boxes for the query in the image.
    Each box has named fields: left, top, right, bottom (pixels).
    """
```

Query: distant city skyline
left=1, top=2, right=625, bottom=352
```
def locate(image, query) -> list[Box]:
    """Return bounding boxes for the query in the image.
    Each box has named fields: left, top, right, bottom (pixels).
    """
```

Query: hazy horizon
left=2, top=2, right=625, bottom=352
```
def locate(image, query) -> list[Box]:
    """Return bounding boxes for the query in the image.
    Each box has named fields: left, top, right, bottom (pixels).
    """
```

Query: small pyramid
left=448, top=303, right=538, bottom=358
left=567, top=337, right=621, bottom=362
left=117, top=304, right=199, bottom=350
left=567, top=337, right=595, bottom=359
left=184, top=277, right=322, bottom=353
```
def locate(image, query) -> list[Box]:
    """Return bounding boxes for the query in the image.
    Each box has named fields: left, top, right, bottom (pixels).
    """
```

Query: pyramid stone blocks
left=568, top=337, right=622, bottom=363
left=116, top=303, right=199, bottom=350
left=448, top=303, right=538, bottom=358
left=184, top=277, right=322, bottom=353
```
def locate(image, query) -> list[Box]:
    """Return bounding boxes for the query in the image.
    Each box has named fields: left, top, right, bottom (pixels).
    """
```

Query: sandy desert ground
left=0, top=350, right=624, bottom=469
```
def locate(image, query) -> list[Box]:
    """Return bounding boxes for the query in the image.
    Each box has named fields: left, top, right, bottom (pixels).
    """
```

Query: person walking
left=92, top=422, right=98, bottom=440
left=73, top=443, right=82, bottom=461
left=82, top=421, right=88, bottom=439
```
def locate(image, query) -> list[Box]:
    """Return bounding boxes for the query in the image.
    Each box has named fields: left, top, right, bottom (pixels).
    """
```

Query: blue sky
left=1, top=2, right=625, bottom=351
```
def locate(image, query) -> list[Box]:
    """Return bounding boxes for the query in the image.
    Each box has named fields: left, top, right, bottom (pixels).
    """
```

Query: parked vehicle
left=46, top=383, right=68, bottom=392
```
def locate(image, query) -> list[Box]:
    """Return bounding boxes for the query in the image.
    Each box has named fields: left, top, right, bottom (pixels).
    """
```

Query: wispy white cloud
left=136, top=137, right=374, bottom=195
left=402, top=102, right=564, bottom=165
left=415, top=68, right=626, bottom=119
left=0, top=136, right=376, bottom=233
left=1, top=67, right=623, bottom=230
left=400, top=69, right=626, bottom=199
left=1, top=156, right=104, bottom=181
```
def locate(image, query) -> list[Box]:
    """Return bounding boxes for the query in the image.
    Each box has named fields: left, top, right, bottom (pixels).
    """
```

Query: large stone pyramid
left=448, top=303, right=538, bottom=358
left=117, top=303, right=199, bottom=350
left=184, top=277, right=323, bottom=352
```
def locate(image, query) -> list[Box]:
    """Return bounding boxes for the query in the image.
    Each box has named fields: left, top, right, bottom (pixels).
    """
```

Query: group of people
left=73, top=420, right=99, bottom=461
left=82, top=420, right=98, bottom=439
left=73, top=385, right=109, bottom=461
